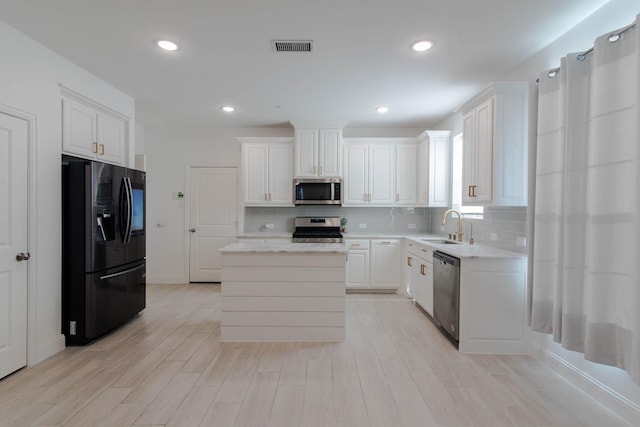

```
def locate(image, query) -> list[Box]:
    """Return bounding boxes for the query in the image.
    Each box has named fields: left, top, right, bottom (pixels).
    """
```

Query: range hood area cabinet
left=460, top=82, right=528, bottom=206
left=238, top=137, right=294, bottom=206
left=293, top=125, right=342, bottom=178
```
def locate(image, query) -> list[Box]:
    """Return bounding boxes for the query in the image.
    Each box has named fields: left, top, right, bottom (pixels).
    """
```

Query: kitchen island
left=219, top=241, right=348, bottom=342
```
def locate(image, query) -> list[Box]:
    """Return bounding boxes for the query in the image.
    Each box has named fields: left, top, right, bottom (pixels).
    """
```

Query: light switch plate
left=490, top=232, right=498, bottom=241
left=408, top=224, right=416, bottom=229
left=359, top=223, right=367, bottom=229
left=517, top=237, right=527, bottom=247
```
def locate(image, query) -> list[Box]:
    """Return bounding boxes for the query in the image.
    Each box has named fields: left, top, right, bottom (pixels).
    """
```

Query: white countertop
left=233, top=232, right=525, bottom=258
left=220, top=241, right=348, bottom=254
left=406, top=236, right=526, bottom=259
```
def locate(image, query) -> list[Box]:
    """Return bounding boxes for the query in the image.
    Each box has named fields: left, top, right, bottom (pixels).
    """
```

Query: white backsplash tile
left=245, top=205, right=527, bottom=254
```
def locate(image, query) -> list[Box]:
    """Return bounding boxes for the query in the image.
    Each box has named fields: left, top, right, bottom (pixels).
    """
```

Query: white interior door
left=189, top=167, right=237, bottom=282
left=0, top=113, right=28, bottom=379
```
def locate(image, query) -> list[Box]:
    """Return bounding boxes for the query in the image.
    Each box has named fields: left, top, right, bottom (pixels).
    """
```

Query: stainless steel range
left=292, top=217, right=343, bottom=243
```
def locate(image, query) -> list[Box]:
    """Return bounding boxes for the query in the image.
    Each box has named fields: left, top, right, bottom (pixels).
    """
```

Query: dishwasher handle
left=433, top=251, right=460, bottom=266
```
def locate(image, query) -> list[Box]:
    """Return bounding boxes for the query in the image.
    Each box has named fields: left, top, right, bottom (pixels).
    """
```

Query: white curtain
left=531, top=15, right=640, bottom=383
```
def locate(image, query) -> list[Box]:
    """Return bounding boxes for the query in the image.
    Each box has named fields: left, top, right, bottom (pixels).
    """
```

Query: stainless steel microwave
left=293, top=178, right=341, bottom=205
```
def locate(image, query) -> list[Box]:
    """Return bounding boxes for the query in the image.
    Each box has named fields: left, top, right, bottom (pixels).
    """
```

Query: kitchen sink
left=420, top=238, right=461, bottom=244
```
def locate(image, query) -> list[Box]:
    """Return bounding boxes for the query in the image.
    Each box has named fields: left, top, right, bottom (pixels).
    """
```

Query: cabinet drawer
left=406, top=241, right=419, bottom=256
left=346, top=239, right=370, bottom=250
left=417, top=245, right=434, bottom=262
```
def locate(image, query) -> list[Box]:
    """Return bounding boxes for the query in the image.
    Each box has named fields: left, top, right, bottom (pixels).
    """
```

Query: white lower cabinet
left=415, top=246, right=434, bottom=316
left=345, top=239, right=370, bottom=288
left=404, top=242, right=418, bottom=298
left=370, top=239, right=401, bottom=288
left=346, top=238, right=400, bottom=290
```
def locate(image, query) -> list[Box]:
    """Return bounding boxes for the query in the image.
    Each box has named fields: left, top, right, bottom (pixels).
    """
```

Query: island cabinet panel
left=222, top=266, right=345, bottom=282
left=221, top=282, right=345, bottom=297
left=221, top=250, right=346, bottom=342
left=458, top=257, right=528, bottom=354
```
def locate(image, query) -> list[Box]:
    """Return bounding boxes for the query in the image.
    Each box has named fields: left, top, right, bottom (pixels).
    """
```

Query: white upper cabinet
left=294, top=126, right=342, bottom=177
left=395, top=144, right=418, bottom=206
left=62, top=92, right=130, bottom=166
left=460, top=82, right=528, bottom=206
left=415, top=131, right=451, bottom=207
left=239, top=138, right=294, bottom=206
left=343, top=141, right=394, bottom=206
left=426, top=131, right=451, bottom=207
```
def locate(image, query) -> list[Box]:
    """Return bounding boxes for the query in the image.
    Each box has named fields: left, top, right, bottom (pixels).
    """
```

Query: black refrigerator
left=62, top=155, right=146, bottom=345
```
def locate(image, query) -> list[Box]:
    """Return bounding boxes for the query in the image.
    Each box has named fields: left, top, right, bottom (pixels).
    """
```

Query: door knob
left=190, top=228, right=196, bottom=233
left=16, top=252, right=30, bottom=261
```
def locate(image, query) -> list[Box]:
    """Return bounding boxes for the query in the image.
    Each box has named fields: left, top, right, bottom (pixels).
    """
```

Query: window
left=451, top=132, right=483, bottom=218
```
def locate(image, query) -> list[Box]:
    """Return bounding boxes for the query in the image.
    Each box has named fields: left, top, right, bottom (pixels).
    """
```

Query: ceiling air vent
left=271, top=40, right=313, bottom=53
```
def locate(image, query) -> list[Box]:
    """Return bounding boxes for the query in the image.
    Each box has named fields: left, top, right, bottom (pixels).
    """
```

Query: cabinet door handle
left=420, top=248, right=427, bottom=253
left=396, top=193, right=400, bottom=202
left=99, top=144, right=105, bottom=156
left=318, top=165, right=323, bottom=175
left=93, top=142, right=98, bottom=153
left=420, top=264, right=425, bottom=275
left=264, top=193, right=268, bottom=202
left=407, top=256, right=412, bottom=266
left=369, top=193, right=372, bottom=202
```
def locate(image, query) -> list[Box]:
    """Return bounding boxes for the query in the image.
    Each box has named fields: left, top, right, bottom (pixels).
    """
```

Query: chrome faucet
left=441, top=209, right=463, bottom=242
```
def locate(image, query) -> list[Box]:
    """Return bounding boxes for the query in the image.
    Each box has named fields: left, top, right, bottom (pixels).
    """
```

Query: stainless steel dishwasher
left=433, top=251, right=460, bottom=344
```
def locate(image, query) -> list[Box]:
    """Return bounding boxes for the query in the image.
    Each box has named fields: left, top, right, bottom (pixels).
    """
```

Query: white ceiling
left=0, top=0, right=612, bottom=128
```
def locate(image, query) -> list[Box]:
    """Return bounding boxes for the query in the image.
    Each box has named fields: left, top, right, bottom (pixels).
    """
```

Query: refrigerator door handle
left=125, top=177, right=133, bottom=243
left=99, top=263, right=145, bottom=280
left=120, top=176, right=133, bottom=244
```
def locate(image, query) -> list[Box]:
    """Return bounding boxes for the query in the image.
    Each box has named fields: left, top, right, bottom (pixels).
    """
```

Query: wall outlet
left=408, top=224, right=416, bottom=229
left=490, top=232, right=498, bottom=241
left=517, top=237, right=527, bottom=247
left=264, top=223, right=275, bottom=229
left=359, top=223, right=367, bottom=229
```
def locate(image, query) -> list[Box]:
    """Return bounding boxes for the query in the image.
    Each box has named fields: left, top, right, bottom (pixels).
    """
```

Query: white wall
left=0, top=20, right=135, bottom=365
left=144, top=125, right=291, bottom=283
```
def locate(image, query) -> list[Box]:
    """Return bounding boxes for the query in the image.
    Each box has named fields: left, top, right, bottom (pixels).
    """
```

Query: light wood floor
left=0, top=283, right=629, bottom=427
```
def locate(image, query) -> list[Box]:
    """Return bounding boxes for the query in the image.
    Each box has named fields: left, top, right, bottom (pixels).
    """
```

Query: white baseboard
left=30, top=334, right=66, bottom=366
left=530, top=340, right=640, bottom=425
left=146, top=275, right=188, bottom=284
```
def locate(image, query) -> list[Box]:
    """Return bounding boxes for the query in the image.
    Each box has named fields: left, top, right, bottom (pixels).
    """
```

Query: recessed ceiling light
left=221, top=106, right=235, bottom=113
left=155, top=40, right=180, bottom=51
left=375, top=106, right=389, bottom=114
left=411, top=40, right=434, bottom=52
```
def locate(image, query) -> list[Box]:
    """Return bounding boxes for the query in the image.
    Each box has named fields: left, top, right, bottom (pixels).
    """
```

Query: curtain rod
left=577, top=21, right=637, bottom=61
left=537, top=20, right=638, bottom=81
